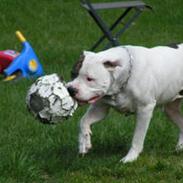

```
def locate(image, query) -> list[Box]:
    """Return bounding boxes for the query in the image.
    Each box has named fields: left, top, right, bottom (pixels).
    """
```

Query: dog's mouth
left=88, top=95, right=102, bottom=104
left=76, top=95, right=102, bottom=105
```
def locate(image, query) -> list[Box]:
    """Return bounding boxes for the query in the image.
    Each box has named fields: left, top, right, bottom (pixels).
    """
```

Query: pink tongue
left=88, top=97, right=99, bottom=104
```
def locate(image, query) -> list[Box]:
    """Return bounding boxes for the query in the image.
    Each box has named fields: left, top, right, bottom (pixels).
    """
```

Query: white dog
left=67, top=44, right=183, bottom=163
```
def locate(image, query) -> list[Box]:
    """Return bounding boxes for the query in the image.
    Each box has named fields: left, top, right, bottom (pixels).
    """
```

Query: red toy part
left=0, top=50, right=19, bottom=73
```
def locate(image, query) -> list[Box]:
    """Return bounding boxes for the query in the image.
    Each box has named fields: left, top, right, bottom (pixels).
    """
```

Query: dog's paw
left=79, top=132, right=92, bottom=155
left=176, top=143, right=183, bottom=152
left=176, top=134, right=183, bottom=152
left=120, top=148, right=140, bottom=163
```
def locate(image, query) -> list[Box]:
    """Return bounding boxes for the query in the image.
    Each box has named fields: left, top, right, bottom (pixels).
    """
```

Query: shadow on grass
left=57, top=140, right=130, bottom=172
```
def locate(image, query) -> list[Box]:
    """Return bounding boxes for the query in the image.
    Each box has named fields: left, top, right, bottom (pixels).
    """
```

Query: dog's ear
left=71, top=54, right=85, bottom=80
left=71, top=51, right=96, bottom=79
left=103, top=60, right=122, bottom=71
left=103, top=60, right=127, bottom=84
left=83, top=50, right=95, bottom=56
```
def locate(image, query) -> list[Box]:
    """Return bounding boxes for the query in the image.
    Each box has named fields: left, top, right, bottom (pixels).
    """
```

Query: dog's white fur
left=68, top=44, right=183, bottom=163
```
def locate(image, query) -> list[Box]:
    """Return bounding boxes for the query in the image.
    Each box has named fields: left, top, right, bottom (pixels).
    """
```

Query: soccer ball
left=26, top=73, right=78, bottom=124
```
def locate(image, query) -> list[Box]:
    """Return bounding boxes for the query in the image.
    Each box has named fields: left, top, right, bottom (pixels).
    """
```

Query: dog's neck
left=106, top=46, right=133, bottom=96
left=121, top=47, right=133, bottom=89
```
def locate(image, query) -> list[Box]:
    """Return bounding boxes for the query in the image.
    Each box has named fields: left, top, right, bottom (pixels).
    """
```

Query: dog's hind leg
left=164, top=99, right=183, bottom=150
left=79, top=102, right=109, bottom=155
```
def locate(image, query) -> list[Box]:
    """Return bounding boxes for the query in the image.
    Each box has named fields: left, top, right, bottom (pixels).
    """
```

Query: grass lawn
left=0, top=0, right=183, bottom=182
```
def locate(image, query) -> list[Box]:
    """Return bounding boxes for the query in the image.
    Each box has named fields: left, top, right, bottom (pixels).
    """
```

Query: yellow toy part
left=15, top=31, right=26, bottom=43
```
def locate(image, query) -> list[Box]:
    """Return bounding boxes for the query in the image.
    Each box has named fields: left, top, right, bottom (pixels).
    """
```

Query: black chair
left=81, top=0, right=152, bottom=50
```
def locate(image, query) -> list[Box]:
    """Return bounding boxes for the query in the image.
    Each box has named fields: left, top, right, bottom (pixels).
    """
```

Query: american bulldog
left=67, top=44, right=183, bottom=163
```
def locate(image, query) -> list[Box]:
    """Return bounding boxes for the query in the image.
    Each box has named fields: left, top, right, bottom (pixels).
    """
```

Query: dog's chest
left=103, top=92, right=135, bottom=114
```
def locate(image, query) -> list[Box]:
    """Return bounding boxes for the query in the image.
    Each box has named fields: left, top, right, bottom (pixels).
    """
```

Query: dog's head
left=67, top=47, right=131, bottom=104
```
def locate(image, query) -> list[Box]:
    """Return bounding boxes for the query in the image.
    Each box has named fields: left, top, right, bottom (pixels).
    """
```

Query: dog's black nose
left=67, top=86, right=78, bottom=97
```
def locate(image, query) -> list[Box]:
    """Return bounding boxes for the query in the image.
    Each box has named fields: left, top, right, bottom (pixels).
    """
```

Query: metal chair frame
left=81, top=0, right=152, bottom=50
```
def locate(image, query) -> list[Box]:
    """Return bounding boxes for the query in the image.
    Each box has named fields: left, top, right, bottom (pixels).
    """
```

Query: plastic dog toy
left=4, top=31, right=44, bottom=81
left=0, top=50, right=19, bottom=74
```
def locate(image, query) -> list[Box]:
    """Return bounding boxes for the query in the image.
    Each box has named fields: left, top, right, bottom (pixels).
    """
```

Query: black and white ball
left=26, top=73, right=78, bottom=124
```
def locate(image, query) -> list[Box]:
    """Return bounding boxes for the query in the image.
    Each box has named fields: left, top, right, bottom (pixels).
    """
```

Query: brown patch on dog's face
left=71, top=54, right=85, bottom=80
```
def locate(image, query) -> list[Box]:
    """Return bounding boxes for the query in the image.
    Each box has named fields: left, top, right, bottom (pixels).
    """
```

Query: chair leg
left=82, top=1, right=148, bottom=51
left=89, top=10, right=119, bottom=49
left=116, top=8, right=142, bottom=39
left=91, top=7, right=132, bottom=51
left=104, top=8, right=142, bottom=49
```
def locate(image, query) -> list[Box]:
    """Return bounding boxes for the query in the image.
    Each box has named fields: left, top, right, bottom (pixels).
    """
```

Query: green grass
left=0, top=0, right=183, bottom=182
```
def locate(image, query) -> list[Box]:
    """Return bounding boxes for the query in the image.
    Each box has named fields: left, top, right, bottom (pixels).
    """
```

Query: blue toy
left=4, top=31, right=44, bottom=81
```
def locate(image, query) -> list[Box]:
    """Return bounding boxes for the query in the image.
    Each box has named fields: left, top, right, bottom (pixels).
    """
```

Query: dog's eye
left=86, top=77, right=94, bottom=82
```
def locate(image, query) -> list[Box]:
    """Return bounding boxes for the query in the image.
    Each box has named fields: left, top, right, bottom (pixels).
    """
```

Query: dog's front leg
left=121, top=101, right=156, bottom=163
left=79, top=102, right=109, bottom=155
